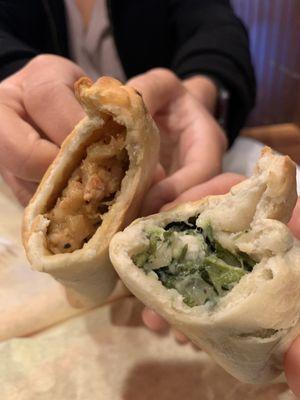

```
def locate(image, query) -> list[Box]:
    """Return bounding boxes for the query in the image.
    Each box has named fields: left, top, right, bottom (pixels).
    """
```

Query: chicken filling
left=132, top=218, right=256, bottom=307
left=46, top=128, right=128, bottom=254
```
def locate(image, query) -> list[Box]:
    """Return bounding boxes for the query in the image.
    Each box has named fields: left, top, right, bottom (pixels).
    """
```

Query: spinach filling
left=132, top=218, right=256, bottom=308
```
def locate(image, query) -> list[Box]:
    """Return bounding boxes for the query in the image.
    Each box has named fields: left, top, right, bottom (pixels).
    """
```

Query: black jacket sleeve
left=0, top=3, right=38, bottom=81
left=0, top=0, right=69, bottom=81
left=169, top=0, right=256, bottom=144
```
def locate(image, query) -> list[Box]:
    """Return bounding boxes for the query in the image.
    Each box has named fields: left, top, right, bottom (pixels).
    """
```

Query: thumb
left=140, top=177, right=177, bottom=216
left=160, top=173, right=245, bottom=211
left=127, top=68, right=184, bottom=116
left=284, top=336, right=300, bottom=396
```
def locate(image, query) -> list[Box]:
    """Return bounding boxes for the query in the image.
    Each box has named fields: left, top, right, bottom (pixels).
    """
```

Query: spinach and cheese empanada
left=23, top=76, right=159, bottom=307
left=109, top=148, right=300, bottom=384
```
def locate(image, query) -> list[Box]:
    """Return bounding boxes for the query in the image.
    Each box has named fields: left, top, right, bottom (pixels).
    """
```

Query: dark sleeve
left=169, top=0, right=256, bottom=144
left=0, top=32, right=38, bottom=81
left=0, top=1, right=69, bottom=81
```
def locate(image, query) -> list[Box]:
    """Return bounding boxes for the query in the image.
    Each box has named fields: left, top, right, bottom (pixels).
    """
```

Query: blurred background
left=231, top=0, right=300, bottom=162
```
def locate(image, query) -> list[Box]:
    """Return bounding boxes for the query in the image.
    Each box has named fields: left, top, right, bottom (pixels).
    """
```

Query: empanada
left=23, top=76, right=159, bottom=307
left=109, top=148, right=300, bottom=383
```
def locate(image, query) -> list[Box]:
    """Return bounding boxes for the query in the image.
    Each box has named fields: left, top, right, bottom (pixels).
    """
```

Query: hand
left=128, top=68, right=227, bottom=215
left=285, top=336, right=300, bottom=396
left=284, top=198, right=300, bottom=397
left=288, top=197, right=300, bottom=240
left=0, top=54, right=85, bottom=205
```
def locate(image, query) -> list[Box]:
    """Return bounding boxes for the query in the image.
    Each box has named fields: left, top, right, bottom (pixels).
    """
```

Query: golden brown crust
left=22, top=76, right=160, bottom=307
left=253, top=147, right=297, bottom=223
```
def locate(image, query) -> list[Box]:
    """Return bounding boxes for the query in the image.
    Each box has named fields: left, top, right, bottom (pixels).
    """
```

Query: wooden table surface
left=243, top=123, right=300, bottom=164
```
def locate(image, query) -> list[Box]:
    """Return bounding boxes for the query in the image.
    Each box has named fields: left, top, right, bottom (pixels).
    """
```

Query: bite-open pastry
left=23, top=76, right=159, bottom=307
left=110, top=148, right=300, bottom=383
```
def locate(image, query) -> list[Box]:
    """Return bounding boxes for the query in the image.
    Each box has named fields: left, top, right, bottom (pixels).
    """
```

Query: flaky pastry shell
left=110, top=148, right=300, bottom=383
left=23, top=77, right=159, bottom=307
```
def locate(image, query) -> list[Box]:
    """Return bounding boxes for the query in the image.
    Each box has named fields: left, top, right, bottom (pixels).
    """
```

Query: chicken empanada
left=23, top=77, right=159, bottom=307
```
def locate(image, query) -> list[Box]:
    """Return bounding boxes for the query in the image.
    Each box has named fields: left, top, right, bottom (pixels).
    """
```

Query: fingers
left=142, top=308, right=199, bottom=349
left=23, top=82, right=85, bottom=146
left=141, top=172, right=244, bottom=216
left=152, top=163, right=166, bottom=186
left=140, top=174, right=177, bottom=216
left=172, top=329, right=189, bottom=344
left=0, top=167, right=37, bottom=206
left=161, top=173, right=245, bottom=211
left=142, top=308, right=169, bottom=333
left=0, top=106, right=58, bottom=181
left=140, top=176, right=178, bottom=216
left=183, top=75, right=218, bottom=114
left=127, top=68, right=184, bottom=116
left=140, top=164, right=167, bottom=215
left=159, top=103, right=226, bottom=192
left=288, top=198, right=300, bottom=240
left=21, top=55, right=85, bottom=145
left=0, top=55, right=85, bottom=183
left=284, top=336, right=300, bottom=396
left=140, top=94, right=230, bottom=215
